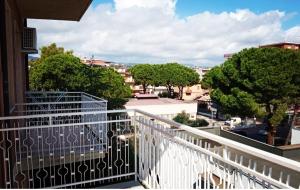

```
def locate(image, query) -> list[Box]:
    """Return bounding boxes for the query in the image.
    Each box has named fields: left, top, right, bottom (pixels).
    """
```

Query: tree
left=29, top=54, right=131, bottom=109
left=202, top=47, right=300, bottom=145
left=159, top=63, right=199, bottom=99
left=40, top=43, right=73, bottom=61
left=30, top=54, right=87, bottom=91
left=172, top=65, right=199, bottom=100
left=94, top=68, right=132, bottom=109
left=129, top=64, right=156, bottom=94
left=29, top=43, right=73, bottom=69
left=129, top=63, right=200, bottom=99
left=159, top=63, right=177, bottom=97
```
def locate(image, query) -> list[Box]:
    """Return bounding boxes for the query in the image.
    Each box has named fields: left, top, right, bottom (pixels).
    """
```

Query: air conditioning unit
left=22, top=27, right=38, bottom=54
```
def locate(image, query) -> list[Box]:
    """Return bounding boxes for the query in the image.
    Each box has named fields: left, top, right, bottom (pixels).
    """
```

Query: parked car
left=224, top=117, right=242, bottom=127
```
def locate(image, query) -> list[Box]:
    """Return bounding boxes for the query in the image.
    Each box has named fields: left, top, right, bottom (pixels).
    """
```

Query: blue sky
left=93, top=0, right=300, bottom=29
left=30, top=0, right=300, bottom=66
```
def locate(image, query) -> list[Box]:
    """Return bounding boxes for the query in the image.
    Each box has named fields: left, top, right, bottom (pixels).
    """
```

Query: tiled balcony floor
left=98, top=181, right=144, bottom=189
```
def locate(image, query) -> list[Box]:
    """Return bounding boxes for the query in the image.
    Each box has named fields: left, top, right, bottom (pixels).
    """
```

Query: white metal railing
left=1, top=97, right=300, bottom=189
left=25, top=91, right=107, bottom=103
left=135, top=110, right=300, bottom=189
left=11, top=91, right=107, bottom=115
left=0, top=110, right=135, bottom=188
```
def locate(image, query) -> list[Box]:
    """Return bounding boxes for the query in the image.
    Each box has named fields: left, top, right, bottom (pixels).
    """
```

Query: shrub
left=158, top=92, right=169, bottom=98
left=173, top=111, right=190, bottom=125
left=190, top=119, right=209, bottom=127
left=173, top=111, right=209, bottom=127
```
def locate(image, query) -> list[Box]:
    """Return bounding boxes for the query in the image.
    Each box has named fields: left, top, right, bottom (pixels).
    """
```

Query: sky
left=29, top=0, right=300, bottom=66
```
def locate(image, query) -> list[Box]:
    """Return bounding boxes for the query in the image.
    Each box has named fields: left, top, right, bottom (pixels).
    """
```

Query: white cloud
left=285, top=26, right=300, bottom=42
left=28, top=0, right=300, bottom=66
left=114, top=0, right=176, bottom=15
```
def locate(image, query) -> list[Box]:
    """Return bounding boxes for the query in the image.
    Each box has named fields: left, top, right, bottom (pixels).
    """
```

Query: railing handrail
left=1, top=108, right=300, bottom=176
left=25, top=91, right=108, bottom=103
left=14, top=101, right=107, bottom=106
left=81, top=92, right=108, bottom=102
left=0, top=119, right=131, bottom=132
left=26, top=91, right=82, bottom=94
left=0, top=109, right=134, bottom=120
left=134, top=109, right=300, bottom=173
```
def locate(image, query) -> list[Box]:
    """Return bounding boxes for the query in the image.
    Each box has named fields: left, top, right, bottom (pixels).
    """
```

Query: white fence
left=0, top=110, right=134, bottom=188
left=12, top=91, right=107, bottom=115
left=0, top=92, right=300, bottom=189
left=136, top=110, right=300, bottom=189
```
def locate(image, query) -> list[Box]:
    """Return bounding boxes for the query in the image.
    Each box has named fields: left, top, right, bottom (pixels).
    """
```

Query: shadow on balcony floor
left=98, top=181, right=144, bottom=189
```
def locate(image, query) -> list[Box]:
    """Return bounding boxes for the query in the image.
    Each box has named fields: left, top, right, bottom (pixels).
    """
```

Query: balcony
left=0, top=92, right=299, bottom=189
left=11, top=91, right=107, bottom=115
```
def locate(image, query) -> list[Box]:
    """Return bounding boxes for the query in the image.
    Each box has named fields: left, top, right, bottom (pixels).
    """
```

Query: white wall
left=125, top=102, right=197, bottom=119
left=291, top=127, right=300, bottom=145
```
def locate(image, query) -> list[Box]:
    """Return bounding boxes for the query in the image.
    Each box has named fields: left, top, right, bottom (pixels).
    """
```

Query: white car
left=224, top=117, right=242, bottom=127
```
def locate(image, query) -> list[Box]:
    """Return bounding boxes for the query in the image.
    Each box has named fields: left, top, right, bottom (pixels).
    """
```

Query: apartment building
left=259, top=42, right=300, bottom=50
left=82, top=58, right=112, bottom=67
left=224, top=42, right=300, bottom=60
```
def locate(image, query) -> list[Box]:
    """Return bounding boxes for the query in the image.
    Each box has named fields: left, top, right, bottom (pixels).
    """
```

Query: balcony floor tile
left=98, top=181, right=144, bottom=189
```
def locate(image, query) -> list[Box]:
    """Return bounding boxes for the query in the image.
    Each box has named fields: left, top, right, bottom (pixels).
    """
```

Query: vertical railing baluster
left=262, top=165, right=267, bottom=188
left=252, top=161, right=257, bottom=189
left=238, top=155, right=244, bottom=189
left=286, top=174, right=290, bottom=187
left=247, top=159, right=252, bottom=189
left=139, top=117, right=144, bottom=182
left=157, top=124, right=161, bottom=189
left=13, top=121, right=20, bottom=188
left=147, top=118, right=151, bottom=187
left=6, top=125, right=12, bottom=189
left=279, top=171, right=283, bottom=183
left=268, top=167, right=273, bottom=188
left=79, top=122, right=84, bottom=188
left=134, top=111, right=138, bottom=181
left=108, top=118, right=113, bottom=181
left=0, top=129, right=7, bottom=188
left=40, top=121, right=47, bottom=188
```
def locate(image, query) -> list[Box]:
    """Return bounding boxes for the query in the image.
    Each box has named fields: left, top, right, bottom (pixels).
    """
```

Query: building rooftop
left=126, top=98, right=195, bottom=106
left=259, top=42, right=300, bottom=48
left=82, top=59, right=112, bottom=67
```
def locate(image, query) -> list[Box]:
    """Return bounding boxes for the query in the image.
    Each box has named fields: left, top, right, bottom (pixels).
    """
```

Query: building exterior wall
left=291, top=127, right=300, bottom=145
left=0, top=0, right=26, bottom=116
left=260, top=43, right=300, bottom=50
left=195, top=67, right=211, bottom=81
left=174, top=84, right=209, bottom=101
left=0, top=33, right=3, bottom=116
left=147, top=86, right=168, bottom=95
left=282, top=44, right=299, bottom=50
